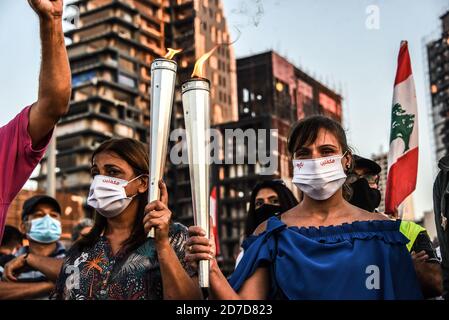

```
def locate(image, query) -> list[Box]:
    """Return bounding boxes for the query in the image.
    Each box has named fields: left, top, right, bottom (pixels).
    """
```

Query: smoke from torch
left=190, top=30, right=240, bottom=78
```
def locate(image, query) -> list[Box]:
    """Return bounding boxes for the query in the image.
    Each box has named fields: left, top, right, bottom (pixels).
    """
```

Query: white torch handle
left=148, top=59, right=177, bottom=238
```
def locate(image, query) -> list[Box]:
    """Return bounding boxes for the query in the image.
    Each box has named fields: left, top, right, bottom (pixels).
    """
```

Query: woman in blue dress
left=185, top=115, right=423, bottom=300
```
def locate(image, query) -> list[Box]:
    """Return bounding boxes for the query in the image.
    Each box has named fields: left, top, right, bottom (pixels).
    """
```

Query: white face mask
left=87, top=175, right=144, bottom=218
left=292, top=153, right=348, bottom=200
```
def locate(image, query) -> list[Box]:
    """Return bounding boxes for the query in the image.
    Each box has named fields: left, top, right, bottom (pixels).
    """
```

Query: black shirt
left=411, top=231, right=439, bottom=264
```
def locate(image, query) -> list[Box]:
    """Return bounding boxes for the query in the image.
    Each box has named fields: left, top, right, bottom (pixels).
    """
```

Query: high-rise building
left=427, top=10, right=449, bottom=162
left=34, top=0, right=238, bottom=218
left=163, top=0, right=238, bottom=226
left=237, top=51, right=343, bottom=123
left=35, top=0, right=166, bottom=198
left=164, top=0, right=238, bottom=125
left=213, top=51, right=343, bottom=274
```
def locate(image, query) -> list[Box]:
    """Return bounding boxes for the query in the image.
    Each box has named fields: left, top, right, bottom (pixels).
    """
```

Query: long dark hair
left=73, top=138, right=149, bottom=254
left=287, top=115, right=354, bottom=199
left=244, top=180, right=298, bottom=237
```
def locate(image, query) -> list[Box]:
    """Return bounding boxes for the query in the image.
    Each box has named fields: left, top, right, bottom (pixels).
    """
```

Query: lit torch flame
left=164, top=48, right=182, bottom=60
left=191, top=45, right=218, bottom=78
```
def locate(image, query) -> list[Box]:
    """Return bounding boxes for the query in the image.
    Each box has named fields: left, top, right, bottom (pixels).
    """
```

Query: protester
left=0, top=196, right=66, bottom=300
left=71, top=218, right=94, bottom=242
left=348, top=155, right=442, bottom=298
left=0, top=226, right=23, bottom=267
left=0, top=226, right=23, bottom=257
left=52, top=138, right=201, bottom=300
left=433, top=154, right=449, bottom=300
left=186, top=115, right=422, bottom=299
left=347, top=155, right=382, bottom=212
left=233, top=180, right=299, bottom=267
left=0, top=0, right=71, bottom=242
left=403, top=221, right=443, bottom=298
left=244, top=180, right=299, bottom=237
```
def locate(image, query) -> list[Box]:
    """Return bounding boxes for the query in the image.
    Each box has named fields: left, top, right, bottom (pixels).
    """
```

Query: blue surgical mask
left=27, top=214, right=62, bottom=244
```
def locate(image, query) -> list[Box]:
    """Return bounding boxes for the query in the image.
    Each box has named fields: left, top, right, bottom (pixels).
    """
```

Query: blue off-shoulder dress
left=228, top=217, right=423, bottom=300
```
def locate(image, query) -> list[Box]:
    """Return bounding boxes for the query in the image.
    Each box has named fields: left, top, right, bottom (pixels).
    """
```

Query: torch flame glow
left=164, top=48, right=182, bottom=60
left=191, top=45, right=218, bottom=78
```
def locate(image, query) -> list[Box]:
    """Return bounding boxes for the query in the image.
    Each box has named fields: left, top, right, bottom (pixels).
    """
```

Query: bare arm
left=186, top=224, right=271, bottom=300
left=156, top=242, right=202, bottom=300
left=27, top=254, right=64, bottom=282
left=2, top=254, right=63, bottom=283
left=414, top=260, right=443, bottom=298
left=28, top=0, right=71, bottom=148
left=410, top=232, right=444, bottom=298
left=0, top=281, right=54, bottom=300
left=208, top=261, right=270, bottom=300
left=144, top=181, right=202, bottom=300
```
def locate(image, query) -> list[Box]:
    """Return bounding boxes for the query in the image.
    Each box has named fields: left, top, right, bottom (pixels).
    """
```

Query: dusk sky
left=0, top=0, right=448, bottom=218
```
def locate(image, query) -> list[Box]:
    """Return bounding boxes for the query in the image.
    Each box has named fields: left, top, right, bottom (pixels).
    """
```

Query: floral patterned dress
left=53, top=223, right=195, bottom=300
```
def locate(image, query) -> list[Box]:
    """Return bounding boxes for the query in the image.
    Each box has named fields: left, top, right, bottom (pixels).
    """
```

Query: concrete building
left=163, top=0, right=238, bottom=229
left=427, top=10, right=449, bottom=162
left=34, top=0, right=238, bottom=217
left=237, top=51, right=343, bottom=124
left=36, top=0, right=166, bottom=198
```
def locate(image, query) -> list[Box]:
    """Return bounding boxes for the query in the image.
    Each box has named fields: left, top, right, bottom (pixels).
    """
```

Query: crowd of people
left=0, top=0, right=448, bottom=300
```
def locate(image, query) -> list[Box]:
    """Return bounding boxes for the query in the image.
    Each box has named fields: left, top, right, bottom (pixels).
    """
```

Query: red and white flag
left=210, top=187, right=220, bottom=255
left=385, top=41, right=419, bottom=217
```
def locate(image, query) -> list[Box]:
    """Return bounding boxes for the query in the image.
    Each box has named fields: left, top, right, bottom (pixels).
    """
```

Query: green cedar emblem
left=390, top=103, right=415, bottom=152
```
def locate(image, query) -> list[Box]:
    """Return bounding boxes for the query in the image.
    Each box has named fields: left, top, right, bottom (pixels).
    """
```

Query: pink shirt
left=0, top=106, right=52, bottom=240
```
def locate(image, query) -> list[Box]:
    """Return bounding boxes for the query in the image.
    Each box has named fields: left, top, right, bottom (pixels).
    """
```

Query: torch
left=181, top=47, right=217, bottom=288
left=148, top=49, right=181, bottom=238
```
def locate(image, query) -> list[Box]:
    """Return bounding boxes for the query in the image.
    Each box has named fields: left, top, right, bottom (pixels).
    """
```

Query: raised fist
left=28, top=0, right=64, bottom=20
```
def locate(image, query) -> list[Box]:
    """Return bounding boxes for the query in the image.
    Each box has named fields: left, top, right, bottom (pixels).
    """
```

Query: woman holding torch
left=185, top=116, right=423, bottom=300
left=53, top=138, right=202, bottom=300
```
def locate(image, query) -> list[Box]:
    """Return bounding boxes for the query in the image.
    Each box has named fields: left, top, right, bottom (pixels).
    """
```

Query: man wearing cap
left=0, top=0, right=71, bottom=242
left=348, top=154, right=442, bottom=298
left=347, top=154, right=382, bottom=212
left=0, top=195, right=66, bottom=300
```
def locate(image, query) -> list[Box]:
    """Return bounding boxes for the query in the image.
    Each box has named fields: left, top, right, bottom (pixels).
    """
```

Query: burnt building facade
left=428, top=10, right=449, bottom=161
left=36, top=0, right=166, bottom=196
left=35, top=0, right=238, bottom=216
left=162, top=0, right=238, bottom=227
left=237, top=51, right=342, bottom=123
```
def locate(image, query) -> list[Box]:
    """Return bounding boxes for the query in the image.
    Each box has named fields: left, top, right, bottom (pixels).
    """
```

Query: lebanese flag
left=385, top=41, right=419, bottom=217
left=210, top=187, right=221, bottom=255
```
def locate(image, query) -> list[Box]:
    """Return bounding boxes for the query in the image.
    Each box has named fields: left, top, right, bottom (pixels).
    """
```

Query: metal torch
left=181, top=77, right=211, bottom=288
left=147, top=58, right=177, bottom=238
